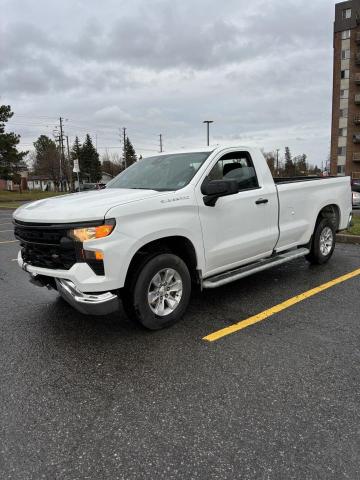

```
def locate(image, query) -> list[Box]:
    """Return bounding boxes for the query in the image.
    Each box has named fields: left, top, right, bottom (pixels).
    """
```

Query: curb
left=336, top=233, right=360, bottom=245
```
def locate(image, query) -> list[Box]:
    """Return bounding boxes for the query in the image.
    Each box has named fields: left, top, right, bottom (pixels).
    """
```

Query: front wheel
left=122, top=253, right=191, bottom=330
left=306, top=218, right=336, bottom=265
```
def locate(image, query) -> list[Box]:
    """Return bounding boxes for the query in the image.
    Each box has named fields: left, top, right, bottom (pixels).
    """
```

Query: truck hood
left=13, top=188, right=164, bottom=223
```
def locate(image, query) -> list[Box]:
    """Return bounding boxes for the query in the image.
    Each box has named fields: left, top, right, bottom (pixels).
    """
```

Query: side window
left=342, top=8, right=351, bottom=20
left=207, top=151, right=259, bottom=190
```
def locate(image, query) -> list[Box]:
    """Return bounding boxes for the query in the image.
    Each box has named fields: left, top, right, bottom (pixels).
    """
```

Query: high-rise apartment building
left=331, top=0, right=360, bottom=179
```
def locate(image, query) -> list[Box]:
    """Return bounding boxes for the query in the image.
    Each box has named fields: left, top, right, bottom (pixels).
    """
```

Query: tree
left=33, top=135, right=60, bottom=188
left=71, top=136, right=81, bottom=163
left=295, top=154, right=307, bottom=175
left=79, top=134, right=101, bottom=182
left=284, top=146, right=295, bottom=177
left=124, top=137, right=137, bottom=168
left=262, top=150, right=276, bottom=176
left=101, top=150, right=123, bottom=177
left=308, top=164, right=322, bottom=175
left=0, top=105, right=27, bottom=181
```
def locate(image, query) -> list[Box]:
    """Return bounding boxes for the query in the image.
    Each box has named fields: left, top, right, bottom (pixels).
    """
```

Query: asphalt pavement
left=1, top=209, right=360, bottom=479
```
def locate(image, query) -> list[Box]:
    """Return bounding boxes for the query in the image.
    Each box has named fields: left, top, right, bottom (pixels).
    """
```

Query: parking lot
left=1, top=208, right=360, bottom=479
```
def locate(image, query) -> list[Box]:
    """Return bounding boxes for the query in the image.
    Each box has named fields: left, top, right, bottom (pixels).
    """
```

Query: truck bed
left=273, top=174, right=351, bottom=251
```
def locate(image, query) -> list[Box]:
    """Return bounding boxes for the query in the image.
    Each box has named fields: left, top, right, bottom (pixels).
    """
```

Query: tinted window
left=207, top=151, right=259, bottom=190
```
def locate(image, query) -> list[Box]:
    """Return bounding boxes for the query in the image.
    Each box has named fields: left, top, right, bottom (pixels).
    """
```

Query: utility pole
left=122, top=127, right=127, bottom=169
left=203, top=120, right=213, bottom=146
left=276, top=149, right=280, bottom=177
left=159, top=134, right=163, bottom=153
left=66, top=135, right=74, bottom=192
left=59, top=117, right=65, bottom=191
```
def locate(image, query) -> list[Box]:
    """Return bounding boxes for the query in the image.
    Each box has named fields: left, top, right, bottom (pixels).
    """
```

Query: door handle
left=255, top=198, right=268, bottom=205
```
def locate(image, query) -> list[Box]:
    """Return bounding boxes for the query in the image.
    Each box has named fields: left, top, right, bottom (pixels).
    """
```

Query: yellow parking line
left=203, top=267, right=360, bottom=342
left=0, top=240, right=18, bottom=245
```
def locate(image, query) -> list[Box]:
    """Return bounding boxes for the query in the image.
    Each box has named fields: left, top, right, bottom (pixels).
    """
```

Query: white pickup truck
left=13, top=146, right=352, bottom=329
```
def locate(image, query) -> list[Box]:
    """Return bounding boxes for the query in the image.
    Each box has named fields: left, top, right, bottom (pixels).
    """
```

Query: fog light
left=95, top=251, right=104, bottom=261
left=84, top=250, right=105, bottom=276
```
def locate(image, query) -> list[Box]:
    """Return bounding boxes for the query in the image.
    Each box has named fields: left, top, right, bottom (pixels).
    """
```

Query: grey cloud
left=105, top=17, right=242, bottom=69
left=63, top=0, right=333, bottom=70
left=0, top=57, right=78, bottom=95
left=1, top=0, right=337, bottom=166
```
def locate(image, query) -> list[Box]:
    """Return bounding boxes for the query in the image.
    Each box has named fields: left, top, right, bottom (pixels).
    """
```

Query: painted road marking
left=203, top=268, right=360, bottom=342
left=0, top=229, right=13, bottom=233
left=0, top=223, right=12, bottom=226
left=0, top=240, right=18, bottom=245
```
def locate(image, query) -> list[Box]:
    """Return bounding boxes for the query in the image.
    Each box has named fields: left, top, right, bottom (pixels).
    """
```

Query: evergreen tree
left=284, top=146, right=295, bottom=177
left=33, top=135, right=60, bottom=186
left=79, top=134, right=101, bottom=182
left=124, top=137, right=137, bottom=168
left=0, top=105, right=27, bottom=180
left=71, top=136, right=82, bottom=163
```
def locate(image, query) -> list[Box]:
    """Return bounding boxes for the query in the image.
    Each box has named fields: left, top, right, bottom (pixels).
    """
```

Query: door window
left=207, top=151, right=259, bottom=190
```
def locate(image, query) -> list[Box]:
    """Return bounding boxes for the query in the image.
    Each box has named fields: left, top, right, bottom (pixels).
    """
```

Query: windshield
left=106, top=151, right=212, bottom=191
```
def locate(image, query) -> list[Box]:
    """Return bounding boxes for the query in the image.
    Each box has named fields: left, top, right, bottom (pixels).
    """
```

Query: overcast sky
left=1, top=0, right=338, bottom=165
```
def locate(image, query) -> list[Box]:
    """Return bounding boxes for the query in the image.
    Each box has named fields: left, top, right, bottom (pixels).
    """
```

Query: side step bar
left=202, top=248, right=310, bottom=289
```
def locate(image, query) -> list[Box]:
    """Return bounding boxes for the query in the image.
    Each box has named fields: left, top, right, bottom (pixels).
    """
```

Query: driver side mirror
left=201, top=179, right=239, bottom=207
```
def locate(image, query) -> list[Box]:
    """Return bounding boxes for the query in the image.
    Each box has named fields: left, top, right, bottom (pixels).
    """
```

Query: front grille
left=14, top=221, right=77, bottom=270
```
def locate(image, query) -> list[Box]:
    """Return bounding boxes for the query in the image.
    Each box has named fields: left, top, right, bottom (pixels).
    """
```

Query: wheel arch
left=123, top=235, right=201, bottom=289
left=315, top=204, right=340, bottom=231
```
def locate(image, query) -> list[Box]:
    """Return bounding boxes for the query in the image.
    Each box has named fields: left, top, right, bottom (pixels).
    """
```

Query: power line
left=13, top=114, right=59, bottom=120
left=17, top=143, right=158, bottom=151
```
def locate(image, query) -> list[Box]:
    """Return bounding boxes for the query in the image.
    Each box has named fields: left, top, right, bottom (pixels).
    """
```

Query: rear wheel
left=122, top=253, right=191, bottom=330
left=306, top=218, right=336, bottom=265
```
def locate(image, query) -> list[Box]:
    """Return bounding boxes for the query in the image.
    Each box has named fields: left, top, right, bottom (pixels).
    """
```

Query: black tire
left=122, top=253, right=191, bottom=330
left=305, top=217, right=336, bottom=265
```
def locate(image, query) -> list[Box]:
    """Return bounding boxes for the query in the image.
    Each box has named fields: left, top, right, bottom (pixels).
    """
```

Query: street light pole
left=203, top=120, right=214, bottom=146
left=276, top=149, right=280, bottom=176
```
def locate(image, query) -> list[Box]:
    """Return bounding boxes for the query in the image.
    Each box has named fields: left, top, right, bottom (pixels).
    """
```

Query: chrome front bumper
left=55, top=278, right=120, bottom=316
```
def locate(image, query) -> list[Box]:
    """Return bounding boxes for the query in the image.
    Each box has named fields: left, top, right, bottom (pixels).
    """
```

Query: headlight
left=69, top=219, right=115, bottom=242
left=353, top=192, right=360, bottom=200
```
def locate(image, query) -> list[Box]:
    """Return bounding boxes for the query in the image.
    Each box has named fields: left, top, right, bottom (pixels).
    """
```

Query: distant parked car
left=351, top=180, right=360, bottom=208
left=353, top=190, right=360, bottom=208
left=75, top=183, right=106, bottom=192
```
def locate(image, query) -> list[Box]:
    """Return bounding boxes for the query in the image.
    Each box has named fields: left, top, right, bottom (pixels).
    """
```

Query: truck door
left=197, top=151, right=279, bottom=275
